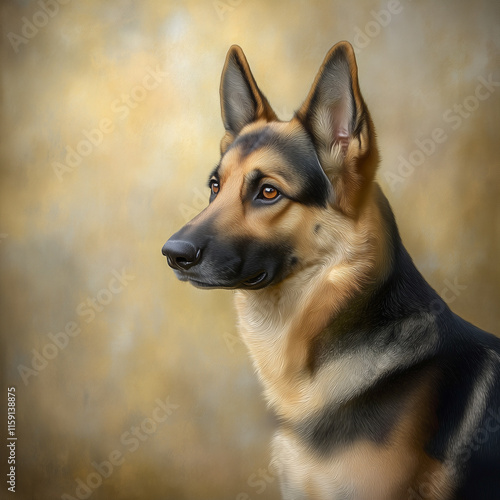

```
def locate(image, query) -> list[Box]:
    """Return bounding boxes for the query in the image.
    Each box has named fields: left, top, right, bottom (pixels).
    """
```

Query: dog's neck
left=234, top=255, right=375, bottom=417
left=234, top=189, right=444, bottom=421
left=233, top=191, right=386, bottom=414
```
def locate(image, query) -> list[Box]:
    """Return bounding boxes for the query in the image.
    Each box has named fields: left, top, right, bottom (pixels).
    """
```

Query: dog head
left=162, top=41, right=380, bottom=290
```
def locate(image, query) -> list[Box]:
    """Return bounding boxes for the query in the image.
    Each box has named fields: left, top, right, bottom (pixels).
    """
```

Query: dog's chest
left=233, top=284, right=338, bottom=415
left=272, top=429, right=453, bottom=500
left=272, top=430, right=407, bottom=500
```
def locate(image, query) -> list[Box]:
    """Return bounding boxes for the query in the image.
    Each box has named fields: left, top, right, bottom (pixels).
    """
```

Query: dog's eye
left=259, top=185, right=280, bottom=201
left=210, top=181, right=220, bottom=195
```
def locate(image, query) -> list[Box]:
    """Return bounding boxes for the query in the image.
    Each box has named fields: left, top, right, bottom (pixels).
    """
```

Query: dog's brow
left=230, top=129, right=274, bottom=157
left=242, top=169, right=272, bottom=202
left=245, top=168, right=265, bottom=186
left=207, top=164, right=220, bottom=186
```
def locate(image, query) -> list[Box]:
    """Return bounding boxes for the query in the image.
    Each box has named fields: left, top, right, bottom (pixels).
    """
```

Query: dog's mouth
left=179, top=270, right=268, bottom=290
left=242, top=271, right=267, bottom=288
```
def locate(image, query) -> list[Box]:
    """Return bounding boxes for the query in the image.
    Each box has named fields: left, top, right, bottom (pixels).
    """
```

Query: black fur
left=166, top=213, right=296, bottom=289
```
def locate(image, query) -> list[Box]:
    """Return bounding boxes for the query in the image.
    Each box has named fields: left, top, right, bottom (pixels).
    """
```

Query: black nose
left=162, top=240, right=201, bottom=270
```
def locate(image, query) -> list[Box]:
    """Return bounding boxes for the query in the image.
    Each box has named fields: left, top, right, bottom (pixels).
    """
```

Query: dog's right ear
left=219, top=45, right=277, bottom=154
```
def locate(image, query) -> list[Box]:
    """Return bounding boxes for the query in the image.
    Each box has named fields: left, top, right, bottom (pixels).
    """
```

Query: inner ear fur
left=296, top=41, right=379, bottom=215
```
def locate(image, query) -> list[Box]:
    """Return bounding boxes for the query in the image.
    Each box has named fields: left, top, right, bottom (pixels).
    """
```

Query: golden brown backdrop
left=1, top=0, right=499, bottom=498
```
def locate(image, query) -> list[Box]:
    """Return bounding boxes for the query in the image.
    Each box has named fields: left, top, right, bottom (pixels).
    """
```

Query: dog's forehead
left=219, top=122, right=318, bottom=175
left=216, top=121, right=332, bottom=207
left=229, top=125, right=277, bottom=158
left=228, top=122, right=312, bottom=161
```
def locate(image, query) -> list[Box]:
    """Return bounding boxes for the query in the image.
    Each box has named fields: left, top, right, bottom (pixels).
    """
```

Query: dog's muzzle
left=161, top=224, right=294, bottom=290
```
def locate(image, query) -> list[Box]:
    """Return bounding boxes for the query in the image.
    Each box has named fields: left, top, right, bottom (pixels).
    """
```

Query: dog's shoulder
left=427, top=313, right=500, bottom=497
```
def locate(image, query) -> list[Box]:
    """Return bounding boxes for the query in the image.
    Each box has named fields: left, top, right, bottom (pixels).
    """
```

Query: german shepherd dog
left=162, top=42, right=500, bottom=499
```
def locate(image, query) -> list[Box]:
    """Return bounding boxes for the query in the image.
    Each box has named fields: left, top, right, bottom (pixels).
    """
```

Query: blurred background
left=0, top=0, right=499, bottom=498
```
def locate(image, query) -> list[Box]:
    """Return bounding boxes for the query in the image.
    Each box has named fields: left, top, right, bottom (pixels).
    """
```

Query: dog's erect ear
left=296, top=41, right=378, bottom=215
left=220, top=45, right=277, bottom=154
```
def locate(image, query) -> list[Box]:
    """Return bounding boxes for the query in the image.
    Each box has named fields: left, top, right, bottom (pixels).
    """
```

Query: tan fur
left=211, top=109, right=395, bottom=424
left=271, top=370, right=455, bottom=500
left=234, top=178, right=391, bottom=420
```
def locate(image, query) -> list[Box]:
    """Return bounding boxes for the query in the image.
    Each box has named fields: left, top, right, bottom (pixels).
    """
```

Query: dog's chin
left=173, top=270, right=270, bottom=290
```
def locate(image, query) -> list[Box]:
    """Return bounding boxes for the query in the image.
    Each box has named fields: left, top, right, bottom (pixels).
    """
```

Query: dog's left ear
left=220, top=45, right=277, bottom=154
left=296, top=41, right=378, bottom=215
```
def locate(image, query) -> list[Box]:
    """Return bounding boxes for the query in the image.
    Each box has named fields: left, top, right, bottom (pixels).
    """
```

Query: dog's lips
left=242, top=271, right=267, bottom=288
left=172, top=269, right=269, bottom=290
left=171, top=268, right=229, bottom=289
left=187, top=278, right=223, bottom=289
left=172, top=269, right=189, bottom=282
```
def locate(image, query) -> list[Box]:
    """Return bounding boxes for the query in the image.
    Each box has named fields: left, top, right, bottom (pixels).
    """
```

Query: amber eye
left=210, top=181, right=220, bottom=195
left=261, top=185, right=279, bottom=200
